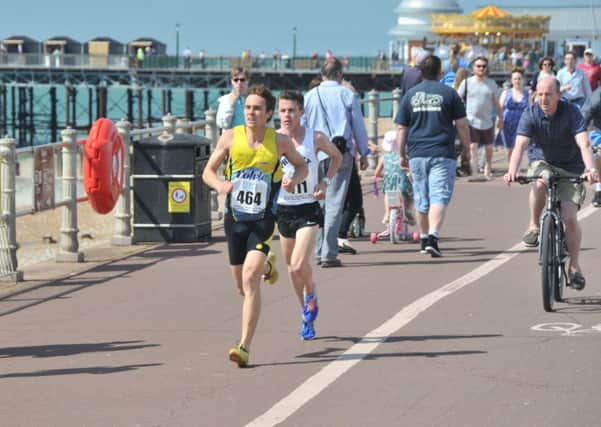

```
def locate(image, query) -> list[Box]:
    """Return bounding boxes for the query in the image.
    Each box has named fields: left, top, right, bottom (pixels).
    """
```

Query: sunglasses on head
left=233, top=78, right=246, bottom=82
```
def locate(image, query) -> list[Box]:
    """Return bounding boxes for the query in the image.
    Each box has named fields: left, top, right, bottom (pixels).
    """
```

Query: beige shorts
left=527, top=160, right=586, bottom=208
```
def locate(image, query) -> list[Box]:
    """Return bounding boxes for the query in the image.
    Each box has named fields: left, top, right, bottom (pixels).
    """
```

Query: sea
left=4, top=85, right=395, bottom=146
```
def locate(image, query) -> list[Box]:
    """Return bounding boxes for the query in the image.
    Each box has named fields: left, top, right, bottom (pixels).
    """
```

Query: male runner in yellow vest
left=203, top=85, right=308, bottom=367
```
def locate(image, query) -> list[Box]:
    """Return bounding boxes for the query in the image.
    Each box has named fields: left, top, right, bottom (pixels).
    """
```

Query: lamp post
left=292, top=26, right=297, bottom=60
left=176, top=22, right=180, bottom=69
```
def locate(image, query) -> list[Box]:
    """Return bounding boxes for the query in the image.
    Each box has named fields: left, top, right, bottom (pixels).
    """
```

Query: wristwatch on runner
left=322, top=177, right=331, bottom=187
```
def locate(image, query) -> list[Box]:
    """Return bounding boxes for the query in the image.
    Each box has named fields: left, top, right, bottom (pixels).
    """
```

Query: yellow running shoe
left=263, top=251, right=278, bottom=285
left=228, top=345, right=249, bottom=367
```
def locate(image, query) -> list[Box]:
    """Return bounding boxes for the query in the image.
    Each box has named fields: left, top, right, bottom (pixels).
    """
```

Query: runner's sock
left=420, top=233, right=428, bottom=239
left=428, top=230, right=439, bottom=238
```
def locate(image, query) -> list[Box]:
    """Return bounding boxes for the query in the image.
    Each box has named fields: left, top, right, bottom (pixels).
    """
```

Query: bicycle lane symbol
left=531, top=323, right=601, bottom=336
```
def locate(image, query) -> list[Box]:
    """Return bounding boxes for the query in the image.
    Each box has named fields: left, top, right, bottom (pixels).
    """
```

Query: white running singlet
left=277, top=128, right=320, bottom=206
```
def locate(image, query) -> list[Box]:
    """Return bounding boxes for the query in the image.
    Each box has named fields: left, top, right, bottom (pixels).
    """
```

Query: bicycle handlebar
left=516, top=175, right=588, bottom=185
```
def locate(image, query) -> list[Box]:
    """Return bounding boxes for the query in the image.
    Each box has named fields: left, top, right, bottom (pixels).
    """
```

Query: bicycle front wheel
left=540, top=215, right=558, bottom=312
left=389, top=208, right=399, bottom=244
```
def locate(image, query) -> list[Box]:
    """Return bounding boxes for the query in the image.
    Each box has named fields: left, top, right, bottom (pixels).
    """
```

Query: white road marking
left=246, top=205, right=597, bottom=427
left=531, top=322, right=601, bottom=336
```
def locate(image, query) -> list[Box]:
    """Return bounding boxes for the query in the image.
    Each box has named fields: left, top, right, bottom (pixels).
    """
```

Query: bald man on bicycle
left=504, top=77, right=599, bottom=290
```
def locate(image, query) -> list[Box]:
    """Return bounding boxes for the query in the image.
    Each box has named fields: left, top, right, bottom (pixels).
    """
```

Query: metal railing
left=0, top=52, right=404, bottom=73
left=0, top=88, right=396, bottom=282
left=0, top=110, right=218, bottom=281
left=0, top=52, right=522, bottom=74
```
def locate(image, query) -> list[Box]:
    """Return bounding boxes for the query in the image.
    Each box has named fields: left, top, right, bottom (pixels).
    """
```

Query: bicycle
left=517, top=173, right=586, bottom=312
left=370, top=175, right=419, bottom=245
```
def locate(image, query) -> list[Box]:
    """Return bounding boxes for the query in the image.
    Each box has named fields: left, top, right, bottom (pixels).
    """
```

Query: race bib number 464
left=231, top=179, right=268, bottom=214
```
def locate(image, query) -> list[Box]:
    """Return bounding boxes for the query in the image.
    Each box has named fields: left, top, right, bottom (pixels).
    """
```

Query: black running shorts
left=224, top=215, right=275, bottom=266
left=276, top=202, right=324, bottom=239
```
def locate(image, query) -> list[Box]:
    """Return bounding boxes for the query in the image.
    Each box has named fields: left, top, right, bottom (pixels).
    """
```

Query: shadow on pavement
left=251, top=350, right=487, bottom=368
left=0, top=363, right=163, bottom=378
left=251, top=334, right=500, bottom=368
left=341, top=258, right=493, bottom=267
left=556, top=296, right=601, bottom=313
left=0, top=242, right=220, bottom=316
left=0, top=340, right=160, bottom=358
left=312, top=333, right=502, bottom=345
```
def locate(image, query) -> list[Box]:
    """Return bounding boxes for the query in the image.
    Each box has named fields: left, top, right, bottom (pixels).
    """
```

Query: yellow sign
left=168, top=181, right=190, bottom=213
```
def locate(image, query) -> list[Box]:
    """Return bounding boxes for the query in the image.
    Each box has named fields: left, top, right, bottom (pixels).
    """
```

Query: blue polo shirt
left=516, top=100, right=586, bottom=174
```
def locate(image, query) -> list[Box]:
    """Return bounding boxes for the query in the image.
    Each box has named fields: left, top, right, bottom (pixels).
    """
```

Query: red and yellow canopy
left=471, top=5, right=508, bottom=19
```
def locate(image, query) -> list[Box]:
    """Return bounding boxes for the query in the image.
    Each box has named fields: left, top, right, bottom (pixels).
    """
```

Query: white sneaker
left=337, top=238, right=357, bottom=255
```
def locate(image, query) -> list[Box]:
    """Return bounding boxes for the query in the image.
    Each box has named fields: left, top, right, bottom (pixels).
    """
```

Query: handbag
left=316, top=88, right=347, bottom=154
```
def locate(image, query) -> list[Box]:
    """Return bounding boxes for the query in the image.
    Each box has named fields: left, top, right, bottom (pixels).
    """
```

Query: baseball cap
left=415, top=50, right=431, bottom=66
left=585, top=48, right=594, bottom=55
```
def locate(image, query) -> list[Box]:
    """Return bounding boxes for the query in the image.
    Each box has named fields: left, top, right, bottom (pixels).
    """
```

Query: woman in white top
left=530, top=56, right=555, bottom=95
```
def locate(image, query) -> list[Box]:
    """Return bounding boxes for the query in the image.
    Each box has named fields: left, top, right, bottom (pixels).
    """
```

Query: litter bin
left=132, top=132, right=212, bottom=243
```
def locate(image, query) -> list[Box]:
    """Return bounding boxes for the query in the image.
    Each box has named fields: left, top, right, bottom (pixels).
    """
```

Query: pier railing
left=0, top=89, right=396, bottom=282
left=0, top=52, right=519, bottom=73
left=0, top=52, right=400, bottom=73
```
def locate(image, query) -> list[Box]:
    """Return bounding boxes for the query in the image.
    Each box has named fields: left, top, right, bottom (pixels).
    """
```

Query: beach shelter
left=43, top=36, right=82, bottom=54
left=85, top=37, right=125, bottom=66
left=1, top=35, right=40, bottom=54
left=42, top=36, right=82, bottom=66
left=85, top=37, right=125, bottom=55
left=128, top=37, right=167, bottom=56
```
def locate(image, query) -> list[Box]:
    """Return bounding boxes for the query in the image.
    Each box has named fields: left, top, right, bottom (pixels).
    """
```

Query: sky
left=0, top=0, right=577, bottom=56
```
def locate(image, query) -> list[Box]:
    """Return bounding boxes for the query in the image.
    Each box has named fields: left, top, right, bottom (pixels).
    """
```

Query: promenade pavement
left=2, top=149, right=601, bottom=426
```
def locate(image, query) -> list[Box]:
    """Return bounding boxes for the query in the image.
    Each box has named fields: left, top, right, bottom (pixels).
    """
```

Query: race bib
left=283, top=180, right=309, bottom=196
left=231, top=178, right=268, bottom=214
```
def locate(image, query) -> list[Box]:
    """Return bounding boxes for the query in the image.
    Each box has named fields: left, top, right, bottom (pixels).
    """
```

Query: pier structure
left=0, top=62, right=402, bottom=146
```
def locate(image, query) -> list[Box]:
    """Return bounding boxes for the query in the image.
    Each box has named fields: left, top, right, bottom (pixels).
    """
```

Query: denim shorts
left=408, top=157, right=457, bottom=212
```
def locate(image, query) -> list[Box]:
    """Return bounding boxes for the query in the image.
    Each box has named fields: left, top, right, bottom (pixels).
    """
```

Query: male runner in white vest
left=276, top=91, right=342, bottom=340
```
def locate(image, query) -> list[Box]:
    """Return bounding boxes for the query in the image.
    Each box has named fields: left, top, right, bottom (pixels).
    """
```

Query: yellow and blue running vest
left=225, top=125, right=282, bottom=221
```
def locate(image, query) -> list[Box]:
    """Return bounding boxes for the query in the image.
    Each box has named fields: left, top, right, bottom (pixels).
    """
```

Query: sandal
left=569, top=270, right=586, bottom=291
left=522, top=228, right=540, bottom=247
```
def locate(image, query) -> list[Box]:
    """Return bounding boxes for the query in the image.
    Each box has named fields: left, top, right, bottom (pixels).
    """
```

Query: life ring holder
left=83, top=118, right=124, bottom=214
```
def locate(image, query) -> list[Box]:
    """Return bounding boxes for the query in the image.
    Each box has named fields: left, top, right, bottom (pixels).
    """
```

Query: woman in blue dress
left=498, top=67, right=530, bottom=165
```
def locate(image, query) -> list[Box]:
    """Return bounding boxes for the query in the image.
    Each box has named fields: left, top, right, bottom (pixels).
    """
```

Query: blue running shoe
left=300, top=321, right=316, bottom=340
left=303, top=293, right=319, bottom=322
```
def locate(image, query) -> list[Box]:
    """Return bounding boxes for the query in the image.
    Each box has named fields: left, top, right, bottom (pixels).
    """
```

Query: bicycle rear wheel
left=555, top=223, right=567, bottom=303
left=540, top=215, right=558, bottom=312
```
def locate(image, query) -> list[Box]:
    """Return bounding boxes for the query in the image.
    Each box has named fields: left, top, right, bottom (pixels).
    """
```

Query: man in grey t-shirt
left=458, top=56, right=503, bottom=178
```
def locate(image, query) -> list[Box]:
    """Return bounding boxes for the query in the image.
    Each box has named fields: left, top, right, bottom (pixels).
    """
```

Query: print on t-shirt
left=410, top=92, right=443, bottom=112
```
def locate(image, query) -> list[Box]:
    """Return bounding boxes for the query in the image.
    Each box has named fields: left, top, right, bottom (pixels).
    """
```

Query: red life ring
left=83, top=118, right=124, bottom=214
